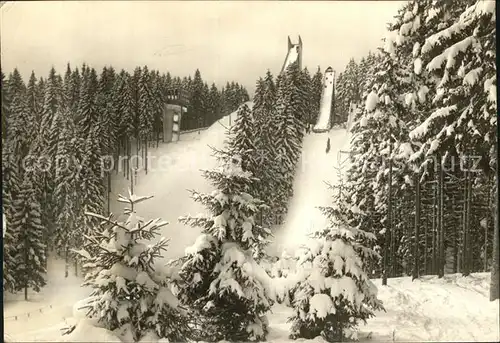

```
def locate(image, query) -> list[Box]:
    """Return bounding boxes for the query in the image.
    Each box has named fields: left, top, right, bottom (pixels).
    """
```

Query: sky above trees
left=1, top=1, right=404, bottom=94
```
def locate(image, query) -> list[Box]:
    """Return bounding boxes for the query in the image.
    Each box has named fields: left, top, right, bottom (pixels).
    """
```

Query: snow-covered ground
left=4, top=107, right=499, bottom=342
left=4, top=258, right=90, bottom=342
left=5, top=259, right=498, bottom=342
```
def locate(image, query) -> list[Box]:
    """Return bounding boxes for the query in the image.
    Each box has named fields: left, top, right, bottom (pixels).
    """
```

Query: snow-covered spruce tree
left=79, top=126, right=106, bottom=241
left=397, top=0, right=495, bottom=277
left=208, top=82, right=222, bottom=122
left=334, top=72, right=348, bottom=123
left=2, top=120, right=21, bottom=292
left=266, top=61, right=308, bottom=224
left=227, top=104, right=259, bottom=182
left=288, top=185, right=384, bottom=342
left=301, top=67, right=313, bottom=124
left=310, top=66, right=323, bottom=125
left=176, top=153, right=273, bottom=342
left=138, top=65, right=154, bottom=148
left=3, top=207, right=17, bottom=293
left=7, top=69, right=32, bottom=161
left=74, top=191, right=190, bottom=342
left=151, top=70, right=165, bottom=145
left=53, top=110, right=82, bottom=275
left=76, top=66, right=98, bottom=139
left=1, top=70, right=10, bottom=142
left=27, top=71, right=42, bottom=131
left=11, top=174, right=47, bottom=299
left=410, top=0, right=495, bottom=174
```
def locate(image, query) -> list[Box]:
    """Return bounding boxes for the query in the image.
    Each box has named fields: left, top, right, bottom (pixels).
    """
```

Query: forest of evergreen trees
left=1, top=63, right=249, bottom=297
left=332, top=0, right=497, bottom=299
left=1, top=0, right=497, bottom=341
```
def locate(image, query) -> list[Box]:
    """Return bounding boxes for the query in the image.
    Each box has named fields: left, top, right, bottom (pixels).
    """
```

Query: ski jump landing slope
left=313, top=67, right=335, bottom=132
left=270, top=127, right=351, bottom=256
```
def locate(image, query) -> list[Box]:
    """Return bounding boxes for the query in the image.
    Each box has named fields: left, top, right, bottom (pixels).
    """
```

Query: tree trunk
left=453, top=195, right=458, bottom=273
left=65, top=247, right=69, bottom=278
left=145, top=138, right=148, bottom=175
left=156, top=127, right=160, bottom=148
left=382, top=166, right=390, bottom=285
left=388, top=148, right=394, bottom=277
left=130, top=165, right=134, bottom=194
left=485, top=177, right=492, bottom=272
left=107, top=172, right=111, bottom=215
left=423, top=183, right=428, bottom=275
left=432, top=181, right=437, bottom=274
left=127, top=139, right=131, bottom=181
left=24, top=239, right=29, bottom=300
left=438, top=157, right=445, bottom=278
left=136, top=135, right=140, bottom=171
left=490, top=175, right=499, bottom=301
left=463, top=169, right=470, bottom=276
left=413, top=174, right=420, bottom=281
left=466, top=170, right=473, bottom=273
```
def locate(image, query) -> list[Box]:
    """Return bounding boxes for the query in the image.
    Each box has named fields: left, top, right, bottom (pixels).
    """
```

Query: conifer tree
left=208, top=83, right=222, bottom=122
left=74, top=192, right=190, bottom=342
left=2, top=143, right=20, bottom=292
left=138, top=65, right=154, bottom=141
left=176, top=152, right=273, bottom=341
left=301, top=67, right=313, bottom=124
left=289, top=184, right=384, bottom=341
left=1, top=70, right=9, bottom=142
left=53, top=109, right=80, bottom=273
left=69, top=67, right=81, bottom=115
left=27, top=71, right=41, bottom=130
left=11, top=175, right=47, bottom=299
left=227, top=104, right=258, bottom=176
left=8, top=69, right=31, bottom=159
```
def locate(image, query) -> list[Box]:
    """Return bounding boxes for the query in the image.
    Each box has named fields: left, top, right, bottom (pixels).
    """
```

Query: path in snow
left=270, top=127, right=350, bottom=257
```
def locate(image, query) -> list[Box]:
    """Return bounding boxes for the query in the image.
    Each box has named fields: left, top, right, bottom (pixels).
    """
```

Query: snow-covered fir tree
left=301, top=67, right=313, bottom=124
left=53, top=109, right=81, bottom=274
left=289, top=183, right=384, bottom=342
left=11, top=175, right=47, bottom=299
left=138, top=65, right=154, bottom=141
left=7, top=69, right=32, bottom=160
left=74, top=191, right=190, bottom=342
left=310, top=66, right=323, bottom=125
left=227, top=103, right=258, bottom=178
left=175, top=152, right=273, bottom=341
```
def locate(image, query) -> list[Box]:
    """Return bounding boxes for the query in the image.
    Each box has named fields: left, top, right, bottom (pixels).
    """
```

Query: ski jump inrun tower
left=281, top=35, right=303, bottom=73
left=280, top=35, right=335, bottom=133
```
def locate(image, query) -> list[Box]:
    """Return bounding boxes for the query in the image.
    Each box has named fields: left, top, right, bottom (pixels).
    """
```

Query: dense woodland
left=332, top=0, right=497, bottom=297
left=1, top=64, right=249, bottom=296
left=1, top=0, right=498, bottom=342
